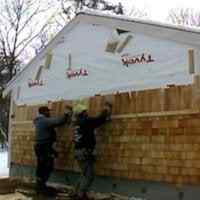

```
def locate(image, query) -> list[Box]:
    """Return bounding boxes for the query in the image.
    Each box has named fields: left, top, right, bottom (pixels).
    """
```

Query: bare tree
left=0, top=0, right=58, bottom=80
left=31, top=29, right=53, bottom=55
left=128, top=4, right=149, bottom=19
left=167, top=8, right=200, bottom=27
left=60, top=0, right=125, bottom=18
left=31, top=9, right=71, bottom=55
left=0, top=0, right=58, bottom=140
left=59, top=0, right=149, bottom=26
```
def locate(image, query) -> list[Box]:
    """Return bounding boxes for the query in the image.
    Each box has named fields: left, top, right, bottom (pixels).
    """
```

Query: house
left=4, top=11, right=200, bottom=104
left=3, top=11, right=200, bottom=198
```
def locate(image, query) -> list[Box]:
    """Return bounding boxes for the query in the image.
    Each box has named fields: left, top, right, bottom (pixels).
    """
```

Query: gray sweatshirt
left=34, top=114, right=70, bottom=144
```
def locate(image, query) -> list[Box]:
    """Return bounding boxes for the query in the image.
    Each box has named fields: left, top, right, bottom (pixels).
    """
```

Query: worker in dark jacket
left=72, top=101, right=112, bottom=200
left=34, top=105, right=72, bottom=191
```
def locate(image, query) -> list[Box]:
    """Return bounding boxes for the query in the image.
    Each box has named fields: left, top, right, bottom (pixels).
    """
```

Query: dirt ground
left=0, top=178, right=133, bottom=200
left=0, top=193, right=31, bottom=200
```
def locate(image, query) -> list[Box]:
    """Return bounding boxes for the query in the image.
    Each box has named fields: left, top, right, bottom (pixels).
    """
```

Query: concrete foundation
left=10, top=163, right=200, bottom=200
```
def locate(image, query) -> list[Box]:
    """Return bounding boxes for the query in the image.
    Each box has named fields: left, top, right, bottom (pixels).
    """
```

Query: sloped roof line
left=4, top=11, right=200, bottom=96
left=79, top=11, right=200, bottom=48
left=79, top=10, right=200, bottom=35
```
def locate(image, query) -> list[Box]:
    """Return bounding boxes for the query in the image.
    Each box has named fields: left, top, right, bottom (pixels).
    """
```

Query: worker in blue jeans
left=34, top=105, right=72, bottom=193
left=72, top=101, right=112, bottom=200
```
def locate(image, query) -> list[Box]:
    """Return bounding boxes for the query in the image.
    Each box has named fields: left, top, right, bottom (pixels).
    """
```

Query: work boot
left=81, top=192, right=93, bottom=200
left=73, top=192, right=94, bottom=200
left=35, top=179, right=47, bottom=194
left=36, top=186, right=57, bottom=197
left=42, top=186, right=58, bottom=196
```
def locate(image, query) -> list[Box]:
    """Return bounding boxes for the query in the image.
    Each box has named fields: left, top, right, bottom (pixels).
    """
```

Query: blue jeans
left=75, top=149, right=95, bottom=193
left=34, top=143, right=55, bottom=186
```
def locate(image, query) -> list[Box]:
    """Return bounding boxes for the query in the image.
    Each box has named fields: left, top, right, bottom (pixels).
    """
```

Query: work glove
left=104, top=102, right=112, bottom=120
left=64, top=105, right=73, bottom=117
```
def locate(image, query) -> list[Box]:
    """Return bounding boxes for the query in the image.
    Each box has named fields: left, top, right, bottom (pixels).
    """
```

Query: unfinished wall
left=10, top=80, right=200, bottom=185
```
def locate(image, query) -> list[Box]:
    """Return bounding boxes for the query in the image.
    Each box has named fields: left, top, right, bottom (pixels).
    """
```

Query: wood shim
left=11, top=109, right=200, bottom=125
left=68, top=53, right=72, bottom=69
left=117, top=35, right=133, bottom=53
left=34, top=65, right=43, bottom=81
left=45, top=49, right=53, bottom=69
left=105, top=42, right=119, bottom=53
left=188, top=49, right=195, bottom=74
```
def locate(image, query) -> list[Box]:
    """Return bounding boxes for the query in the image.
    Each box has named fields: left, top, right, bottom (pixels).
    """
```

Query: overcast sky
left=110, top=0, right=200, bottom=22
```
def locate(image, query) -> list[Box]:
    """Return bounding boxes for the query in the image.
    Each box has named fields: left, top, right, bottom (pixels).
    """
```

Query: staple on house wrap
left=117, top=35, right=133, bottom=53
left=45, top=49, right=53, bottom=69
left=105, top=29, right=120, bottom=53
left=188, top=49, right=195, bottom=74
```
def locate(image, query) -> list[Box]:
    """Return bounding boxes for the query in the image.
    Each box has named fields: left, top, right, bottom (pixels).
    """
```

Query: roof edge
left=78, top=10, right=200, bottom=35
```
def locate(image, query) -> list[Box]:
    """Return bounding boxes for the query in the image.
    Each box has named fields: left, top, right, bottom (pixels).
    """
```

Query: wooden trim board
left=12, top=109, right=200, bottom=125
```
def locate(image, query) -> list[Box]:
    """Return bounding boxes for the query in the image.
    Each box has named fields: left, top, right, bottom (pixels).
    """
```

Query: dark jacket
left=73, top=109, right=111, bottom=150
left=34, top=114, right=70, bottom=145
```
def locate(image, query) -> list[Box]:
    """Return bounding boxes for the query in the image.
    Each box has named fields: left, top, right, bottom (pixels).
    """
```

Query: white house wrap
left=4, top=11, right=200, bottom=105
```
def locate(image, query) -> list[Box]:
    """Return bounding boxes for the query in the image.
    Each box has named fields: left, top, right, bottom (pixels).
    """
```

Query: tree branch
left=15, top=23, right=47, bottom=58
left=17, top=6, right=41, bottom=35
